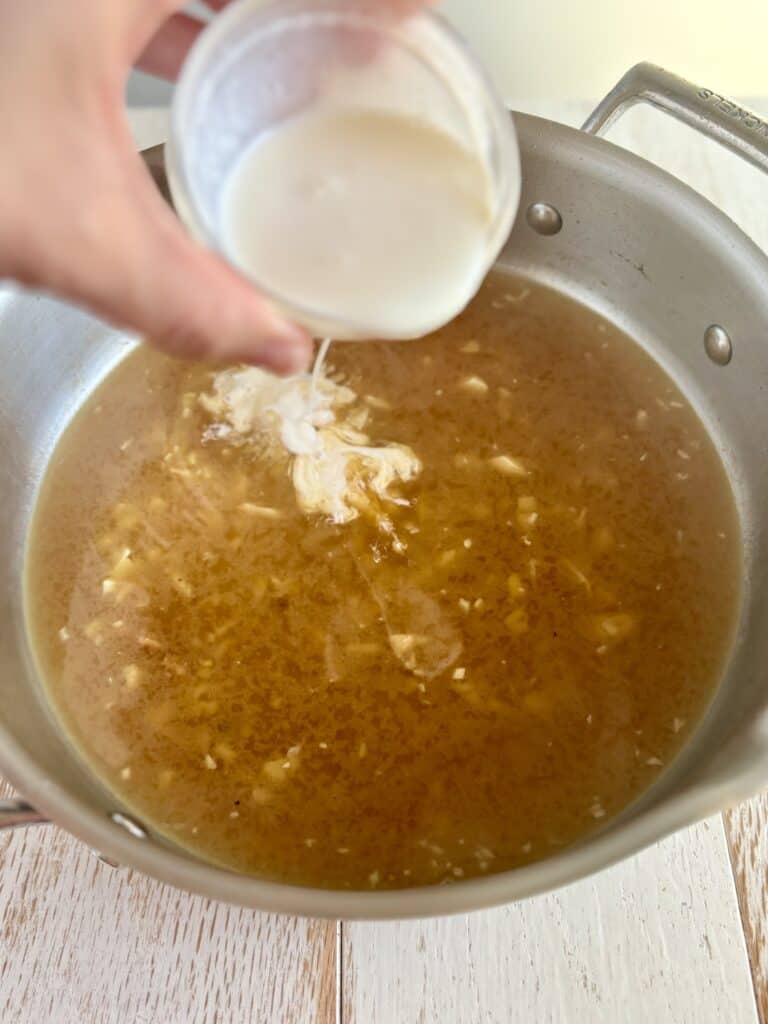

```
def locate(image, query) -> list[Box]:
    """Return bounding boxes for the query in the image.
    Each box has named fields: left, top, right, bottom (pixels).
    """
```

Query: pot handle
left=0, top=799, right=49, bottom=830
left=582, top=62, right=768, bottom=174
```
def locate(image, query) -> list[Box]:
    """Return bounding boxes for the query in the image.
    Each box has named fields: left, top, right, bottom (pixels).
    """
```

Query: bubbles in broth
left=26, top=273, right=740, bottom=890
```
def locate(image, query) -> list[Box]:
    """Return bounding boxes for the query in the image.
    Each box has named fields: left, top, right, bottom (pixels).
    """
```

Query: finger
left=113, top=164, right=314, bottom=372
left=378, top=0, right=439, bottom=13
left=136, top=13, right=204, bottom=81
left=135, top=225, right=314, bottom=374
left=16, top=153, right=312, bottom=374
left=137, top=0, right=435, bottom=81
left=136, top=2, right=234, bottom=80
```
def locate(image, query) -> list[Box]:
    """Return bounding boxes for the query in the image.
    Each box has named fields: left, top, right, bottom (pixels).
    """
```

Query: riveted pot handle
left=0, top=799, right=49, bottom=830
left=583, top=62, right=768, bottom=175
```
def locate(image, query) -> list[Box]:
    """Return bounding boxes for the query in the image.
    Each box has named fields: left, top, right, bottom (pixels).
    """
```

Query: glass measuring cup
left=166, top=0, right=521, bottom=340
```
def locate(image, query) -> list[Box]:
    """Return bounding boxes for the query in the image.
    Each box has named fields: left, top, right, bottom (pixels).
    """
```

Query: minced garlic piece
left=583, top=613, right=636, bottom=644
left=364, top=394, right=391, bottom=411
left=122, top=664, right=142, bottom=690
left=507, top=573, right=526, bottom=598
left=516, top=495, right=538, bottom=531
left=238, top=503, right=281, bottom=519
left=388, top=619, right=462, bottom=679
left=459, top=375, right=489, bottom=395
left=489, top=455, right=527, bottom=478
left=261, top=744, right=302, bottom=785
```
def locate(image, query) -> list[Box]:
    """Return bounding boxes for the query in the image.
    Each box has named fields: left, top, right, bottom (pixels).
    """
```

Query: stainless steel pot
left=1, top=64, right=767, bottom=919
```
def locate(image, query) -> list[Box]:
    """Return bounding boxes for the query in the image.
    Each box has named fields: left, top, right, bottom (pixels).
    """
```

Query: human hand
left=0, top=1, right=313, bottom=372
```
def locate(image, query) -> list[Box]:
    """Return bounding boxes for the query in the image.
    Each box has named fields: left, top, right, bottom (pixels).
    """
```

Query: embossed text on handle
left=697, top=89, right=768, bottom=136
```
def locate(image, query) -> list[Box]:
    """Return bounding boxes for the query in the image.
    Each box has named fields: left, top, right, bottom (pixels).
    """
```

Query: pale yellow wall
left=439, top=0, right=768, bottom=101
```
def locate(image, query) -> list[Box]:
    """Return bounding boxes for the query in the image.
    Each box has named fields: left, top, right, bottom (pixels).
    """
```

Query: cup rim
left=165, top=0, right=521, bottom=340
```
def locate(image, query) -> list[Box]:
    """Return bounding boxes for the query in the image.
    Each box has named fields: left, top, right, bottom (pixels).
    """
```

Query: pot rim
left=0, top=711, right=762, bottom=920
left=3, top=109, right=768, bottom=919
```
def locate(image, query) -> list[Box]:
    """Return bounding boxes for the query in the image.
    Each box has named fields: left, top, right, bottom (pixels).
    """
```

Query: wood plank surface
left=0, top=780, right=337, bottom=1024
left=727, top=799, right=768, bottom=1023
left=343, top=817, right=757, bottom=1024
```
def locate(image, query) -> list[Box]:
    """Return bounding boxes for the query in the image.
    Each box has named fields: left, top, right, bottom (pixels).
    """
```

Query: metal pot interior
left=1, top=111, right=767, bottom=917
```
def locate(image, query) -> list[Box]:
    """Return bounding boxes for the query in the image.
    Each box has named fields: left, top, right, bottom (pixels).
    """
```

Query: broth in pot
left=26, top=273, right=740, bottom=890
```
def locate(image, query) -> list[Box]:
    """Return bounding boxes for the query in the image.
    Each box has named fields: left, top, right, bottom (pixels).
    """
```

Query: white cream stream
left=201, top=343, right=421, bottom=525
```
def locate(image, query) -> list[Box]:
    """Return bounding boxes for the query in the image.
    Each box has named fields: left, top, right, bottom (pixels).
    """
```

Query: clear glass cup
left=166, top=0, right=521, bottom=340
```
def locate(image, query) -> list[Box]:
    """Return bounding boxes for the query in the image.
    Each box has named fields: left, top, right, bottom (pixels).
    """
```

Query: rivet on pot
left=526, top=202, right=563, bottom=236
left=704, top=324, right=733, bottom=366
left=110, top=811, right=148, bottom=839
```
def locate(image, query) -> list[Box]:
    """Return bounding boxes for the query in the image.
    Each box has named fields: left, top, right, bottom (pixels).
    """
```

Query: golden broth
left=26, top=274, right=740, bottom=890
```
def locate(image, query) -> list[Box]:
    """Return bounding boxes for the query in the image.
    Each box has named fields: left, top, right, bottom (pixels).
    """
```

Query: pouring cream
left=201, top=349, right=421, bottom=526
left=212, top=96, right=503, bottom=522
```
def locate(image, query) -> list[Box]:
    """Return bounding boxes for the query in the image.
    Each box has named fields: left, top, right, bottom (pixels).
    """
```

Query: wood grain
left=726, top=798, right=768, bottom=1022
left=0, top=784, right=336, bottom=1024
left=344, top=817, right=757, bottom=1024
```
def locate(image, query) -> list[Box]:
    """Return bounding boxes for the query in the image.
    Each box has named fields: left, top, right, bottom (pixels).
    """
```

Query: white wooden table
left=1, top=99, right=767, bottom=1024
